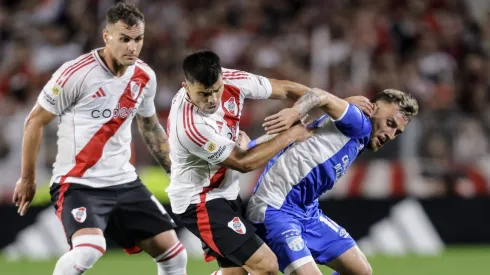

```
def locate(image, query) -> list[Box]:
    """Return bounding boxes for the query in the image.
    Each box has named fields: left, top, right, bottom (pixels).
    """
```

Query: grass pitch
left=0, top=246, right=488, bottom=275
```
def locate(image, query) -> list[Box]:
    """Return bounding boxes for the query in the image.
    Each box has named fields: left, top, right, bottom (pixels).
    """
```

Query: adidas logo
left=357, top=199, right=444, bottom=257
left=92, top=88, right=107, bottom=98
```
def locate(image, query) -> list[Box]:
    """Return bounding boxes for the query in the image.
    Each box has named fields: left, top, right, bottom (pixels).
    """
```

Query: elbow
left=24, top=115, right=33, bottom=129
left=24, top=115, right=39, bottom=130
left=236, top=166, right=253, bottom=174
left=235, top=161, right=256, bottom=173
left=238, top=166, right=253, bottom=173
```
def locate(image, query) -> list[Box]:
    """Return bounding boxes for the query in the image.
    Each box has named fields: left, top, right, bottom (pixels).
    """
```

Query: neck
left=98, top=48, right=128, bottom=77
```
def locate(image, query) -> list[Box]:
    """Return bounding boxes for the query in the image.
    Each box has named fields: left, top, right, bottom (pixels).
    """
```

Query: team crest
left=204, top=141, right=218, bottom=153
left=224, top=97, right=238, bottom=116
left=51, top=85, right=62, bottom=96
left=286, top=235, right=305, bottom=252
left=228, top=217, right=246, bottom=234
left=71, top=207, right=87, bottom=223
left=130, top=81, right=141, bottom=99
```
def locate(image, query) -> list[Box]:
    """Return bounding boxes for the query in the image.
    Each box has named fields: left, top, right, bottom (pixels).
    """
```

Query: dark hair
left=372, top=89, right=419, bottom=119
left=183, top=50, right=222, bottom=87
left=107, top=2, right=144, bottom=26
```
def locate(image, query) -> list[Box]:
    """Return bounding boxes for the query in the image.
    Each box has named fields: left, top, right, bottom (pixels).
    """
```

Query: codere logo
left=91, top=103, right=137, bottom=119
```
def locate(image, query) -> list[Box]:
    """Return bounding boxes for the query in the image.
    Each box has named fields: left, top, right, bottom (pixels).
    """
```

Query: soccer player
left=166, top=50, right=374, bottom=275
left=246, top=88, right=419, bottom=275
left=12, top=3, right=187, bottom=275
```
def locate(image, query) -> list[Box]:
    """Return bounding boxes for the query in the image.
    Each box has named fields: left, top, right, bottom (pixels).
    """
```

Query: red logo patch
left=227, top=217, right=246, bottom=234
left=224, top=97, right=238, bottom=116
left=71, top=207, right=87, bottom=223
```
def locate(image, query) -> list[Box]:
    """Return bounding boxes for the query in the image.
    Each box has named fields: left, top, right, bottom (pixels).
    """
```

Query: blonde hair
left=373, top=89, right=419, bottom=119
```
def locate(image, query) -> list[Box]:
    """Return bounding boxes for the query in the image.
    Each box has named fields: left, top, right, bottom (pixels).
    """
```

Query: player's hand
left=263, top=108, right=301, bottom=135
left=289, top=123, right=316, bottom=142
left=236, top=130, right=251, bottom=150
left=345, top=96, right=375, bottom=117
left=12, top=178, right=36, bottom=216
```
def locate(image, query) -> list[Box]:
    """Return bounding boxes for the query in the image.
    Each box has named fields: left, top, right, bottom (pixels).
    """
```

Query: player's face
left=183, top=77, right=224, bottom=114
left=103, top=21, right=144, bottom=66
left=368, top=101, right=409, bottom=152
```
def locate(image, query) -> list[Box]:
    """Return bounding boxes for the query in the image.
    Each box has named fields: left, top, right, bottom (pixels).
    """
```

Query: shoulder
left=54, top=52, right=99, bottom=87
left=181, top=101, right=206, bottom=125
left=222, top=68, right=252, bottom=87
left=136, top=59, right=156, bottom=80
left=176, top=102, right=214, bottom=148
left=222, top=68, right=249, bottom=80
left=172, top=95, right=205, bottom=126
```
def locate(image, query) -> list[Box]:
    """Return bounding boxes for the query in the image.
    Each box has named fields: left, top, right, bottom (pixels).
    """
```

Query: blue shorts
left=254, top=206, right=356, bottom=274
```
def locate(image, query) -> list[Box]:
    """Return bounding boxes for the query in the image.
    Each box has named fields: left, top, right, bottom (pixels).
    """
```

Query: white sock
left=154, top=241, right=187, bottom=275
left=53, top=235, right=106, bottom=275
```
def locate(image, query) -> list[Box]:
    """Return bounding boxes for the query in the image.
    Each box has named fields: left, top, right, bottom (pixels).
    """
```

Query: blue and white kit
left=246, top=104, right=372, bottom=274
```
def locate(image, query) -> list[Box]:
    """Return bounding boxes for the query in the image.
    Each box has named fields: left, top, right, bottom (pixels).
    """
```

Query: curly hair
left=107, top=1, right=144, bottom=26
left=372, top=89, right=419, bottom=119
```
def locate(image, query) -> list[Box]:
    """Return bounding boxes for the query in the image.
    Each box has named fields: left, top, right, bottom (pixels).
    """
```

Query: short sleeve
left=37, top=64, right=79, bottom=115
left=137, top=71, right=157, bottom=117
left=179, top=122, right=236, bottom=165
left=333, top=104, right=372, bottom=138
left=223, top=69, right=272, bottom=99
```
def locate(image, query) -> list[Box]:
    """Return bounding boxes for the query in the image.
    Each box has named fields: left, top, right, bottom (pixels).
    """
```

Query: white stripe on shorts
left=151, top=195, right=168, bottom=215
left=283, top=255, right=315, bottom=275
left=320, top=215, right=339, bottom=232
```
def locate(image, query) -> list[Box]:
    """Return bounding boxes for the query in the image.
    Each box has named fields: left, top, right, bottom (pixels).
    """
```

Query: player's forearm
left=20, top=120, right=44, bottom=181
left=247, top=133, right=278, bottom=149
left=293, top=88, right=347, bottom=120
left=137, top=116, right=171, bottom=173
left=238, top=130, right=295, bottom=172
left=292, top=88, right=326, bottom=118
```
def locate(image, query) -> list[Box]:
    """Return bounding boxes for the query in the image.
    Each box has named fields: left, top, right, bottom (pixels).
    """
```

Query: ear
left=182, top=81, right=189, bottom=91
left=102, top=28, right=109, bottom=44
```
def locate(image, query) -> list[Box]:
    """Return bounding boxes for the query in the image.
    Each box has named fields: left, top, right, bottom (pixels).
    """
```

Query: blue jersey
left=247, top=104, right=372, bottom=221
left=246, top=104, right=371, bottom=273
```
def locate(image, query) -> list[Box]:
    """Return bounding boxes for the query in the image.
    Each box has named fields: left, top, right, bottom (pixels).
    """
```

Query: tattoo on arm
left=137, top=115, right=171, bottom=173
left=294, top=90, right=323, bottom=117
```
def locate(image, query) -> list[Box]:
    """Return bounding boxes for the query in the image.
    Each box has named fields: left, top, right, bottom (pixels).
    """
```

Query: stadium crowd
left=0, top=0, right=489, bottom=201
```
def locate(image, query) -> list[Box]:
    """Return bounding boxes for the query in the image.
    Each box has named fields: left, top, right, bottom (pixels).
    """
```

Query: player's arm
left=267, top=79, right=311, bottom=100
left=13, top=104, right=56, bottom=216
left=14, top=61, right=79, bottom=216
left=136, top=113, right=171, bottom=173
left=261, top=78, right=372, bottom=133
left=136, top=70, right=172, bottom=173
left=220, top=124, right=310, bottom=173
left=180, top=120, right=312, bottom=174
left=238, top=73, right=372, bottom=117
left=264, top=88, right=374, bottom=134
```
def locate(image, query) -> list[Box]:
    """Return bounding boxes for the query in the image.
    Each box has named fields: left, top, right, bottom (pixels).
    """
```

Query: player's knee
left=247, top=245, right=278, bottom=274
left=255, top=253, right=279, bottom=274
left=354, top=260, right=372, bottom=275
left=363, top=262, right=373, bottom=275
left=155, top=242, right=188, bottom=274
left=71, top=235, right=106, bottom=270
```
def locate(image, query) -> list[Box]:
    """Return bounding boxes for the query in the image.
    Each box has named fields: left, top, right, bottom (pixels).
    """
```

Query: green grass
left=1, top=246, right=489, bottom=275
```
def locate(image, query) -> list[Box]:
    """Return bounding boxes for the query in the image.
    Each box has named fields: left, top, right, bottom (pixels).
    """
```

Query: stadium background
left=0, top=0, right=489, bottom=274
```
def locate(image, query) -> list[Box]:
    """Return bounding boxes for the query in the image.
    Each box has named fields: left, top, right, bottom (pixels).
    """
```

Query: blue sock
left=331, top=272, right=340, bottom=275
